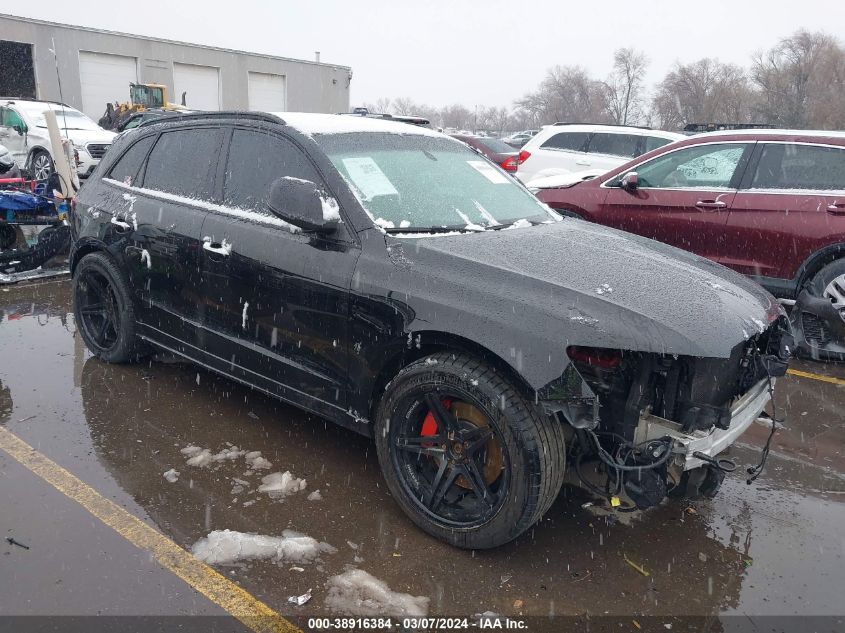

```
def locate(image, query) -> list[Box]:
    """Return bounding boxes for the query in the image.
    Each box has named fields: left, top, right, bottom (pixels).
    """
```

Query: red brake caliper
left=421, top=398, right=451, bottom=441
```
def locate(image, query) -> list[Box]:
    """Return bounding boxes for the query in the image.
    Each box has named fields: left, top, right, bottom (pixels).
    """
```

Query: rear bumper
left=634, top=377, right=771, bottom=471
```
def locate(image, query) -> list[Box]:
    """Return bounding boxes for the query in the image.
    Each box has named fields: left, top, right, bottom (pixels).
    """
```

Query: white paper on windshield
left=467, top=160, right=510, bottom=184
left=342, top=157, right=399, bottom=199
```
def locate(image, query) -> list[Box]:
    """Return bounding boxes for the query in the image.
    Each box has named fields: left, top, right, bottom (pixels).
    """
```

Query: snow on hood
left=275, top=112, right=442, bottom=138
left=527, top=169, right=606, bottom=189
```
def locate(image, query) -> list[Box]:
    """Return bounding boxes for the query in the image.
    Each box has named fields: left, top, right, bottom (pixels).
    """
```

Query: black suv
left=70, top=112, right=791, bottom=549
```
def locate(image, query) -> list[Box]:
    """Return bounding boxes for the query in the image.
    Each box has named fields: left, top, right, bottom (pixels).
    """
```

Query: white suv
left=0, top=99, right=116, bottom=180
left=517, top=124, right=684, bottom=184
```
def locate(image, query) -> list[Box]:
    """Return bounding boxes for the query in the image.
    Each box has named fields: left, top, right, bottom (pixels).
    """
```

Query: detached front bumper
left=634, top=377, right=771, bottom=471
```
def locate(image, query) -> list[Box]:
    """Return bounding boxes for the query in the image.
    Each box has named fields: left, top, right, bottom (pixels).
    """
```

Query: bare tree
left=603, top=48, right=649, bottom=125
left=391, top=97, right=418, bottom=115
left=515, top=65, right=610, bottom=126
left=651, top=59, right=756, bottom=130
left=440, top=104, right=473, bottom=129
left=752, top=30, right=843, bottom=128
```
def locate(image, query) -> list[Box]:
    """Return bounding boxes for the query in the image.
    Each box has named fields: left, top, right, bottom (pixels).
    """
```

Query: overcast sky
left=6, top=0, right=844, bottom=108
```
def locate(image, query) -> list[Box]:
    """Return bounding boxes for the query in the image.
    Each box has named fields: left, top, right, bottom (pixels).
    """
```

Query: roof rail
left=682, top=122, right=775, bottom=133
left=137, top=111, right=285, bottom=128
left=1, top=97, right=72, bottom=108
left=552, top=122, right=652, bottom=130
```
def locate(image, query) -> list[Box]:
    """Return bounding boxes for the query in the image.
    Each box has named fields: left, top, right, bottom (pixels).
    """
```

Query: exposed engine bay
left=541, top=317, right=793, bottom=510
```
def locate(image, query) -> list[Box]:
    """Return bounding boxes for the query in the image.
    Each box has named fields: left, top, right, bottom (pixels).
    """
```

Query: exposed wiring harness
left=573, top=429, right=674, bottom=510
left=746, top=368, right=780, bottom=485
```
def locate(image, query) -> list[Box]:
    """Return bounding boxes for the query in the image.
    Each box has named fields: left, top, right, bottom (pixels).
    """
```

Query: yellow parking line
left=0, top=425, right=300, bottom=633
left=786, top=368, right=845, bottom=386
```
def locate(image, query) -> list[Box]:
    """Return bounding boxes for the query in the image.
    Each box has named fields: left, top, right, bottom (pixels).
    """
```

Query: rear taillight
left=518, top=150, right=530, bottom=164
left=500, top=156, right=518, bottom=172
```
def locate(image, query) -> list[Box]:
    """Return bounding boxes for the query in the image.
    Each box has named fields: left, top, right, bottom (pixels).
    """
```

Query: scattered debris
left=698, top=552, right=708, bottom=563
left=581, top=502, right=594, bottom=509
left=324, top=568, right=429, bottom=617
left=6, top=537, right=29, bottom=550
left=624, top=554, right=650, bottom=577
left=290, top=566, right=305, bottom=572
left=288, top=589, right=312, bottom=606
left=513, top=599, right=524, bottom=610
left=163, top=468, right=180, bottom=483
left=633, top=620, right=642, bottom=630
left=500, top=574, right=512, bottom=586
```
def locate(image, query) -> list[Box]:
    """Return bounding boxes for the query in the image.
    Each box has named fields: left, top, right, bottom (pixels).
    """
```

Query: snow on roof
left=274, top=112, right=443, bottom=137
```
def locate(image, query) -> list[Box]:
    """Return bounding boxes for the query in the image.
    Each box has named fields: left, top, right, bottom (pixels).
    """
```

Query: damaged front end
left=540, top=317, right=793, bottom=509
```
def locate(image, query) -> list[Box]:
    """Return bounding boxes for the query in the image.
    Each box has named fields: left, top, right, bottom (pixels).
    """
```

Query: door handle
left=203, top=239, right=231, bottom=257
left=695, top=200, right=727, bottom=210
left=827, top=203, right=845, bottom=215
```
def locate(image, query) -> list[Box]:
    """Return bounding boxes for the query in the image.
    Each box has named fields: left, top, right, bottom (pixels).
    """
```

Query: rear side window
left=142, top=128, right=224, bottom=200
left=645, top=136, right=674, bottom=153
left=750, top=143, right=845, bottom=191
left=223, top=129, right=322, bottom=216
left=588, top=133, right=641, bottom=158
left=540, top=132, right=589, bottom=152
left=108, top=135, right=155, bottom=186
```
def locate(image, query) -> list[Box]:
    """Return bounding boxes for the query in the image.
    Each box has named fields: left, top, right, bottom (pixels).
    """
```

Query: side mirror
left=620, top=171, right=638, bottom=191
left=13, top=123, right=26, bottom=136
left=267, top=177, right=340, bottom=234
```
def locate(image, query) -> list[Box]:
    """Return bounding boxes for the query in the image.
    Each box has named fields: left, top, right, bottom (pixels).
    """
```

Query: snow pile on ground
left=258, top=471, right=307, bottom=498
left=245, top=451, right=272, bottom=470
left=181, top=446, right=214, bottom=467
left=324, top=569, right=429, bottom=617
left=307, top=490, right=323, bottom=501
left=192, top=529, right=336, bottom=565
left=181, top=445, right=270, bottom=470
left=163, top=468, right=179, bottom=483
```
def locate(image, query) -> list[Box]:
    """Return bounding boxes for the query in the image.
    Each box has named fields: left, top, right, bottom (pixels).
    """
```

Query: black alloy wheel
left=73, top=252, right=145, bottom=363
left=375, top=352, right=566, bottom=549
left=390, top=391, right=510, bottom=528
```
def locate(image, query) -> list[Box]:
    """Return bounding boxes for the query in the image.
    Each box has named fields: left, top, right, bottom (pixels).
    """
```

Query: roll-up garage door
left=248, top=72, right=286, bottom=112
left=78, top=51, right=138, bottom=119
left=173, top=63, right=220, bottom=111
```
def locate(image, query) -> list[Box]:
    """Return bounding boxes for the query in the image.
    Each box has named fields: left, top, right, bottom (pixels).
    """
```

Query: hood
left=403, top=219, right=781, bottom=359
left=527, top=169, right=605, bottom=190
left=64, top=128, right=117, bottom=146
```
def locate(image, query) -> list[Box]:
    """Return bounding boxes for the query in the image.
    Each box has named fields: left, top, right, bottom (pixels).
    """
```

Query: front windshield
left=315, top=133, right=555, bottom=231
left=18, top=104, right=102, bottom=131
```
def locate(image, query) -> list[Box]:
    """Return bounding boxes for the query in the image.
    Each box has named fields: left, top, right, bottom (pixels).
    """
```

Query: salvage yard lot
left=1, top=279, right=843, bottom=631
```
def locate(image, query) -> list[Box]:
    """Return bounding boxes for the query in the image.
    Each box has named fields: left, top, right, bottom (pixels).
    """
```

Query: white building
left=0, top=13, right=351, bottom=118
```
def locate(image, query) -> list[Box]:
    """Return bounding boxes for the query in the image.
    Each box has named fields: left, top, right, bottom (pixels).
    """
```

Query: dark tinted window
left=588, top=133, right=641, bottom=158
left=750, top=143, right=845, bottom=190
left=142, top=128, right=224, bottom=200
left=540, top=132, right=589, bottom=152
left=108, top=135, right=155, bottom=186
left=223, top=130, right=321, bottom=215
left=645, top=135, right=675, bottom=153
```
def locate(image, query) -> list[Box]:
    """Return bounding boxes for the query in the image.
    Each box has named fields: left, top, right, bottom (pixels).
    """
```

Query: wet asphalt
left=0, top=279, right=843, bottom=631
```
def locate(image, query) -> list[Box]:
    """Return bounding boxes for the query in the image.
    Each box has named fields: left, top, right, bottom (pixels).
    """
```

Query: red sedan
left=451, top=134, right=525, bottom=173
left=535, top=130, right=845, bottom=360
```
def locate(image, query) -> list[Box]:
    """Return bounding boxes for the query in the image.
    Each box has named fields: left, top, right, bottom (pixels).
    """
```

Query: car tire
left=374, top=352, right=566, bottom=549
left=73, top=252, right=146, bottom=363
left=793, top=259, right=845, bottom=361
left=29, top=150, right=54, bottom=182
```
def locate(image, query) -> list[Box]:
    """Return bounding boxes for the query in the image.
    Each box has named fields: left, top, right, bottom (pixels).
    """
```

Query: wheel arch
left=70, top=238, right=112, bottom=276
left=364, top=330, right=535, bottom=423
left=796, top=242, right=845, bottom=291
